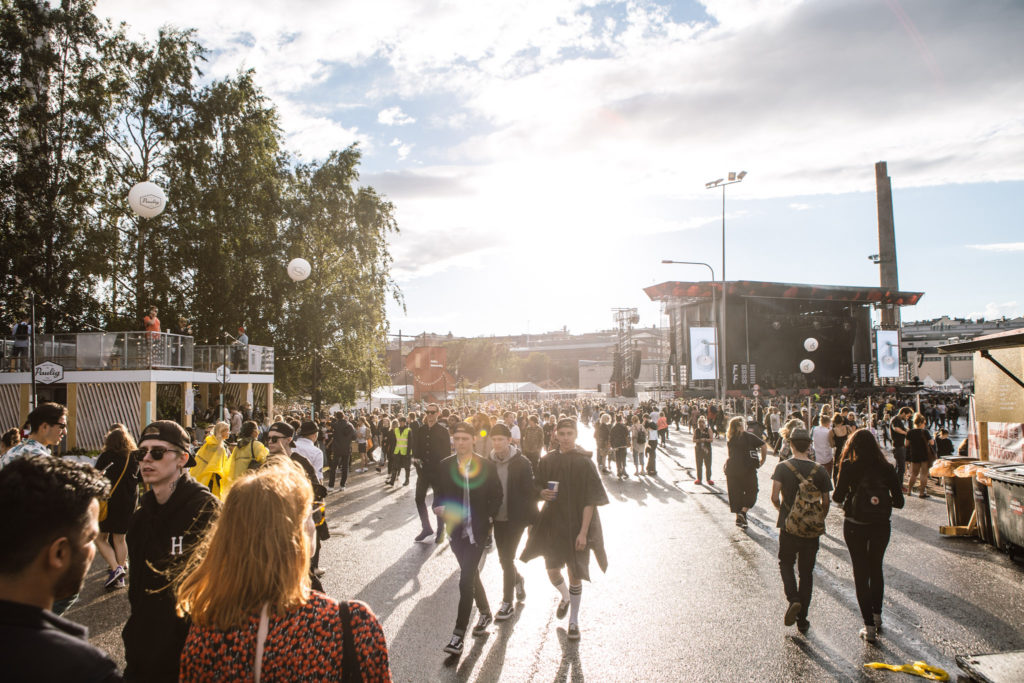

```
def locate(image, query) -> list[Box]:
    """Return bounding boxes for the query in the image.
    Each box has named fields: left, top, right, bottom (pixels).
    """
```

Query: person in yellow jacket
left=192, top=421, right=230, bottom=499
left=223, top=420, right=268, bottom=495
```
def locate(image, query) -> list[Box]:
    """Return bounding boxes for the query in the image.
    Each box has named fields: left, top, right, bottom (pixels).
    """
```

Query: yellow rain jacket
left=192, top=435, right=229, bottom=500
left=224, top=438, right=269, bottom=494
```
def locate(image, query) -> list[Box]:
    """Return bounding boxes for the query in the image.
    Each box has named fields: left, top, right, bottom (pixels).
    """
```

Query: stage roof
left=644, top=280, right=924, bottom=306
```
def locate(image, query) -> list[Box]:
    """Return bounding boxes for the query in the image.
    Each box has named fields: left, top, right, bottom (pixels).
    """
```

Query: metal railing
left=0, top=332, right=194, bottom=371
left=194, top=344, right=274, bottom=374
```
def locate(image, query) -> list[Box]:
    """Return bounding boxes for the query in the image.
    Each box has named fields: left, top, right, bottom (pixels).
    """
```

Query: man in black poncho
left=520, top=418, right=608, bottom=642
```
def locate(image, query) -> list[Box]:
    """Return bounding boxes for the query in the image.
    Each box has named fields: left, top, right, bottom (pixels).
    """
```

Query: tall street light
left=661, top=260, right=719, bottom=401
left=705, top=171, right=746, bottom=403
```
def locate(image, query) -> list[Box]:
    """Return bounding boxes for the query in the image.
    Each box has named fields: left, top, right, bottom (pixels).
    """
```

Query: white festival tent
left=354, top=388, right=406, bottom=411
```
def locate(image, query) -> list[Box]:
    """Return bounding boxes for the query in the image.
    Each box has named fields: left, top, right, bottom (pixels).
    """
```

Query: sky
left=94, top=0, right=1024, bottom=337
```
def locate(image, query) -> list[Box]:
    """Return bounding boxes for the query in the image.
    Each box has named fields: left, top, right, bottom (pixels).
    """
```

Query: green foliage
left=0, top=2, right=401, bottom=408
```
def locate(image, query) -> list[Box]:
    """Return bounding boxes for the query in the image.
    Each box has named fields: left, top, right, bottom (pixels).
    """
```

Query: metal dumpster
left=973, top=475, right=994, bottom=544
left=940, top=456, right=978, bottom=527
left=988, top=464, right=1024, bottom=556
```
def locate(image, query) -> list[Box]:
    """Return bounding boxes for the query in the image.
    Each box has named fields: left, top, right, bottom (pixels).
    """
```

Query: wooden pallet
left=939, top=509, right=977, bottom=537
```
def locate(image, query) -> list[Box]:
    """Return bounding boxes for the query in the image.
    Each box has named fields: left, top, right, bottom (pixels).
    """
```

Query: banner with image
left=689, top=327, right=718, bottom=380
left=876, top=329, right=900, bottom=378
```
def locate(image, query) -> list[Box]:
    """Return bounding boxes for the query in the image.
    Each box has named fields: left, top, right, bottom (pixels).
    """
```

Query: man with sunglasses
left=122, top=421, right=218, bottom=683
left=0, top=402, right=67, bottom=469
left=412, top=403, right=451, bottom=544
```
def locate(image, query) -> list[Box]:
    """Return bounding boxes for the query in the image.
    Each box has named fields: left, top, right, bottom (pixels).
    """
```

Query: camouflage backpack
left=783, top=460, right=826, bottom=538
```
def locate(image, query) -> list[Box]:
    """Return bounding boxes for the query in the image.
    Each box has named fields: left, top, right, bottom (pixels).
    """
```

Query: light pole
left=705, top=171, right=746, bottom=404
left=661, top=260, right=718, bottom=401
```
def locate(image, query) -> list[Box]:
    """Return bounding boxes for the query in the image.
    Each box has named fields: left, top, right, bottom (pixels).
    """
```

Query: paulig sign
left=34, top=361, right=65, bottom=384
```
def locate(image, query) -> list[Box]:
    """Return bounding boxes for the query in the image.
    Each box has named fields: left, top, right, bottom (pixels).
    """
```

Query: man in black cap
left=521, top=418, right=608, bottom=642
left=436, top=421, right=503, bottom=656
left=770, top=425, right=831, bottom=634
left=412, top=403, right=451, bottom=543
left=123, top=421, right=219, bottom=683
left=0, top=455, right=122, bottom=681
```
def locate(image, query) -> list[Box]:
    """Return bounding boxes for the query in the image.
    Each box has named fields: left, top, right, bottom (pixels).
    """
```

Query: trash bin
left=973, top=475, right=993, bottom=544
left=939, top=456, right=977, bottom=527
left=988, top=464, right=1024, bottom=556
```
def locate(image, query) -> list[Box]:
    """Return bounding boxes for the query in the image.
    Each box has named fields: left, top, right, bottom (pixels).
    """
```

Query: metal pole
left=721, top=184, right=728, bottom=408
left=29, top=291, right=37, bottom=410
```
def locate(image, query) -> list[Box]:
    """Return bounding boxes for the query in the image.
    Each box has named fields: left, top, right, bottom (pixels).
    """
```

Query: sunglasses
left=132, top=447, right=182, bottom=461
left=268, top=435, right=289, bottom=443
left=426, top=410, right=438, bottom=415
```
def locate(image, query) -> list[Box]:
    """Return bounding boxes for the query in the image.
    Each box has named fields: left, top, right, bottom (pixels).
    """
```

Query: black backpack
left=13, top=322, right=29, bottom=339
left=849, top=471, right=892, bottom=524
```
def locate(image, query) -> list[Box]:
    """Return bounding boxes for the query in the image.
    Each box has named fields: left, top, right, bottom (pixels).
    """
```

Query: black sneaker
left=556, top=599, right=570, bottom=619
left=443, top=634, right=464, bottom=655
left=567, top=623, right=580, bottom=641
left=797, top=618, right=810, bottom=634
left=515, top=575, right=526, bottom=602
left=414, top=528, right=433, bottom=543
left=472, top=613, right=492, bottom=636
left=784, top=602, right=801, bottom=626
left=495, top=602, right=514, bottom=621
left=735, top=514, right=744, bottom=527
left=740, top=512, right=749, bottom=529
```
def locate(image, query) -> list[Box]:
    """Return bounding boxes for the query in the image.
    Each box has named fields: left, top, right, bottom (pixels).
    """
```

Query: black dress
left=94, top=449, right=139, bottom=534
left=725, top=432, right=765, bottom=514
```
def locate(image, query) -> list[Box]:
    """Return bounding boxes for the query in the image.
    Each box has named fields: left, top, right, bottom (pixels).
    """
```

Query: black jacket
left=490, top=448, right=540, bottom=525
left=330, top=418, right=356, bottom=455
left=609, top=423, right=631, bottom=449
left=123, top=475, right=218, bottom=683
left=437, top=453, right=502, bottom=542
left=413, top=421, right=451, bottom=471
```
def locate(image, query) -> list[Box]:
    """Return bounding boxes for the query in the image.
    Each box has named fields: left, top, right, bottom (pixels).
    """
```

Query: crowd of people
left=0, top=388, right=966, bottom=680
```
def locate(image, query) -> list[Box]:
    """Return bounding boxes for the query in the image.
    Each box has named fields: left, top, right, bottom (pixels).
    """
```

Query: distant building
left=901, top=315, right=1024, bottom=384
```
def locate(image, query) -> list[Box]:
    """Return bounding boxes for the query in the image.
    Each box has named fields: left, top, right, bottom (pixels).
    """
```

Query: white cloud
left=389, top=138, right=412, bottom=160
left=789, top=203, right=813, bottom=211
left=969, top=301, right=1022, bottom=320
left=967, top=242, right=1024, bottom=252
left=378, top=107, right=416, bottom=126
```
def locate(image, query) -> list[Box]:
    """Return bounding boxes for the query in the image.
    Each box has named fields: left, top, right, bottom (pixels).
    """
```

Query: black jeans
left=778, top=530, right=820, bottom=620
left=695, top=449, right=712, bottom=480
left=892, top=446, right=906, bottom=485
left=843, top=519, right=891, bottom=625
left=646, top=441, right=658, bottom=473
left=493, top=521, right=526, bottom=603
left=450, top=533, right=490, bottom=635
left=389, top=453, right=410, bottom=480
left=328, top=448, right=351, bottom=488
left=613, top=447, right=627, bottom=475
left=415, top=466, right=442, bottom=532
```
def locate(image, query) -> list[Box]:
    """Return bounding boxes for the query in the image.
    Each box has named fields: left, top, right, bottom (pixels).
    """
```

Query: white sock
left=553, top=577, right=570, bottom=602
left=569, top=584, right=582, bottom=625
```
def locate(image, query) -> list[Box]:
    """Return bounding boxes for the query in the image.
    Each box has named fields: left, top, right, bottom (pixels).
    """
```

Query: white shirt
left=510, top=424, right=521, bottom=444
left=811, top=426, right=833, bottom=464
left=293, top=437, right=325, bottom=482
left=769, top=413, right=781, bottom=431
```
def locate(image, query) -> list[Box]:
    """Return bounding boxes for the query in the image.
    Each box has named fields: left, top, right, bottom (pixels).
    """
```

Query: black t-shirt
left=0, top=599, right=122, bottom=682
left=726, top=431, right=765, bottom=470
left=890, top=417, right=908, bottom=448
left=771, top=458, right=833, bottom=528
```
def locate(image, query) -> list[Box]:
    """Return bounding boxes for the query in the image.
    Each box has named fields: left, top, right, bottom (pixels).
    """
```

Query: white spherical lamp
left=799, top=359, right=815, bottom=374
left=804, top=337, right=819, bottom=352
left=287, top=258, right=311, bottom=282
left=127, top=181, right=166, bottom=218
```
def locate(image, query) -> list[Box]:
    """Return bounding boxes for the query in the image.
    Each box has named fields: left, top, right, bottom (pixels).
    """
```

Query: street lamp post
left=661, top=260, right=718, bottom=401
left=705, top=171, right=747, bottom=404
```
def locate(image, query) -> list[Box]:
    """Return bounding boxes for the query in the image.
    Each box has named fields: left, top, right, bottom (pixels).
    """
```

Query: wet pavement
left=70, top=423, right=1024, bottom=682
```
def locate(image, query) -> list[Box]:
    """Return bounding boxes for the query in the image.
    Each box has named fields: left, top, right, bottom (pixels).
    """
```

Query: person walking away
left=177, top=458, right=392, bottom=681
left=630, top=415, right=646, bottom=477
left=905, top=413, right=935, bottom=498
left=810, top=414, right=835, bottom=482
left=191, top=421, right=229, bottom=500
left=770, top=426, right=831, bottom=634
left=123, top=421, right=219, bottom=683
left=645, top=414, right=660, bottom=475
left=388, top=416, right=412, bottom=486
left=520, top=418, right=608, bottom=642
left=694, top=416, right=714, bottom=485
left=0, top=456, right=123, bottom=682
left=223, top=421, right=268, bottom=495
left=435, top=422, right=503, bottom=656
left=657, top=413, right=669, bottom=447
left=486, top=423, right=537, bottom=623
left=413, top=404, right=451, bottom=544
left=830, top=415, right=854, bottom=482
left=833, top=429, right=905, bottom=643
left=594, top=413, right=611, bottom=474
left=94, top=425, right=140, bottom=591
left=725, top=417, right=767, bottom=528
left=521, top=415, right=545, bottom=470
left=609, top=415, right=631, bottom=480
left=378, top=417, right=394, bottom=475
left=328, top=412, right=356, bottom=491
left=889, top=407, right=912, bottom=490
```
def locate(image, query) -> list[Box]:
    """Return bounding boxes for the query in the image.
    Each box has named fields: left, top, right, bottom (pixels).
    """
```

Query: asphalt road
left=71, top=423, right=1024, bottom=682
